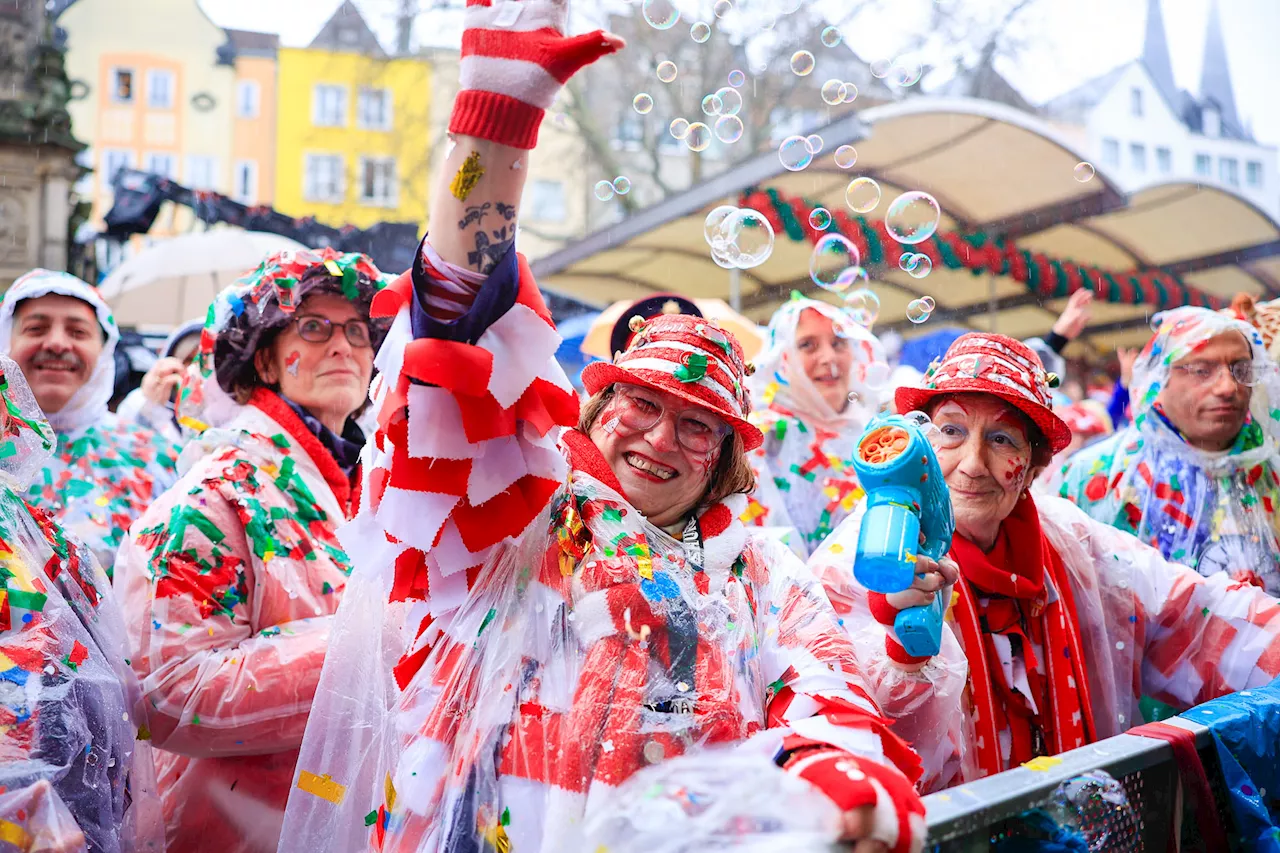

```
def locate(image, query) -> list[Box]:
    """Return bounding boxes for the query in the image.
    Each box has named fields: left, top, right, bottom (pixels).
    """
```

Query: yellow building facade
left=274, top=45, right=432, bottom=230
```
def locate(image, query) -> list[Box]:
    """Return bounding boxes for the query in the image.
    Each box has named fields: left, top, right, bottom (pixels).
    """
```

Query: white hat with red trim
left=581, top=313, right=764, bottom=451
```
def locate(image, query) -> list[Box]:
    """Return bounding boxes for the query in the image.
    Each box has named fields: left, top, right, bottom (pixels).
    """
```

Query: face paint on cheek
left=285, top=351, right=301, bottom=378
left=999, top=454, right=1029, bottom=491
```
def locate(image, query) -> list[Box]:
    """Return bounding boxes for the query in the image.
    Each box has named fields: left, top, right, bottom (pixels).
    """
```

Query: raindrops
left=715, top=86, right=743, bottom=116
left=809, top=234, right=861, bottom=290
left=791, top=50, right=816, bottom=77
left=885, top=191, right=941, bottom=244
left=642, top=0, right=679, bottom=30
left=632, top=93, right=654, bottom=114
left=669, top=117, right=691, bottom=140
left=834, top=145, right=858, bottom=169
left=846, top=287, right=880, bottom=326
left=899, top=252, right=933, bottom=279
left=686, top=122, right=712, bottom=151
left=714, top=114, right=744, bottom=143
left=906, top=297, right=936, bottom=324
left=706, top=207, right=775, bottom=269
left=657, top=60, right=678, bottom=83
left=612, top=176, right=632, bottom=195
left=821, top=26, right=842, bottom=47
left=845, top=177, right=882, bottom=213
left=690, top=21, right=711, bottom=43
left=808, top=207, right=832, bottom=230
left=702, top=93, right=723, bottom=116
left=594, top=180, right=616, bottom=201
left=821, top=79, right=847, bottom=106
left=728, top=69, right=746, bottom=88
left=779, top=135, right=813, bottom=171
left=1074, top=162, right=1096, bottom=182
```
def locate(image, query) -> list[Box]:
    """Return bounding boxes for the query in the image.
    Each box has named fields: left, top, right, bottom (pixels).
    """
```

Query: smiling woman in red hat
left=277, top=3, right=935, bottom=852
left=811, top=332, right=1280, bottom=793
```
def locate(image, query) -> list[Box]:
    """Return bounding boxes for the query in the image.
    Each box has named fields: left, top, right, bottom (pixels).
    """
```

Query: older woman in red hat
left=811, top=333, right=1280, bottom=792
left=277, top=3, right=935, bottom=852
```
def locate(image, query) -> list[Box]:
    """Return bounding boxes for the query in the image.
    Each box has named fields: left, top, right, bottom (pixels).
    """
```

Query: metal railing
left=922, top=716, right=1236, bottom=850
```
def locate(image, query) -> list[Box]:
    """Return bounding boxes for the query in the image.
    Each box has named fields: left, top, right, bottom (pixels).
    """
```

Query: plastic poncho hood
left=0, top=270, right=119, bottom=434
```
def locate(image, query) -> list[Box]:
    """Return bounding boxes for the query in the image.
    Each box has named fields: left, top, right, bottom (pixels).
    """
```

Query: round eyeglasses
left=612, top=384, right=730, bottom=454
left=291, top=315, right=373, bottom=348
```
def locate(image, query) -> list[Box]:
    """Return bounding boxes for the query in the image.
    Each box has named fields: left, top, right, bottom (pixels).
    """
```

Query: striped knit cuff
left=449, top=90, right=546, bottom=150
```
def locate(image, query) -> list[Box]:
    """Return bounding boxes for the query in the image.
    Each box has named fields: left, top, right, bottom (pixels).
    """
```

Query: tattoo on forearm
left=458, top=202, right=491, bottom=229
left=495, top=202, right=517, bottom=221
left=468, top=225, right=515, bottom=274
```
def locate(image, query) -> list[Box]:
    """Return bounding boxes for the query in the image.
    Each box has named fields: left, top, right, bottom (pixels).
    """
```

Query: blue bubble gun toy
left=850, top=413, right=955, bottom=658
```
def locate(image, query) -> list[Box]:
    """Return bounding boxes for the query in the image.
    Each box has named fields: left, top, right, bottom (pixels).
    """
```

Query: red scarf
left=949, top=494, right=1096, bottom=776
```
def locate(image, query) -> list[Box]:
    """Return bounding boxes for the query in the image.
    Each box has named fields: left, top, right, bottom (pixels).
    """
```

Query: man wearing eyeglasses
left=1051, top=306, right=1280, bottom=594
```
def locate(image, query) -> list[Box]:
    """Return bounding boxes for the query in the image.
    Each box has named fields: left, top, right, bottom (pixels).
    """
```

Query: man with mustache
left=0, top=270, right=180, bottom=575
left=1052, top=306, right=1280, bottom=594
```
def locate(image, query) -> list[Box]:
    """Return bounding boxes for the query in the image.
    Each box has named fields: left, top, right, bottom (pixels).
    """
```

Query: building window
left=73, top=147, right=94, bottom=196
left=1130, top=87, right=1142, bottom=117
left=356, top=88, right=393, bottom=131
left=1129, top=142, right=1146, bottom=172
left=1203, top=107, right=1221, bottom=138
left=101, top=149, right=135, bottom=189
left=358, top=157, right=397, bottom=206
left=312, top=85, right=347, bottom=128
left=527, top=179, right=567, bottom=222
left=1101, top=138, right=1120, bottom=166
left=146, top=69, right=174, bottom=109
left=1246, top=161, right=1263, bottom=187
left=110, top=68, right=134, bottom=103
left=1195, top=153, right=1211, bottom=176
left=1155, top=147, right=1171, bottom=173
left=615, top=114, right=644, bottom=148
left=237, top=81, right=260, bottom=119
left=144, top=152, right=176, bottom=179
left=1219, top=157, right=1239, bottom=186
left=304, top=153, right=345, bottom=202
left=186, top=155, right=216, bottom=190
left=232, top=160, right=258, bottom=204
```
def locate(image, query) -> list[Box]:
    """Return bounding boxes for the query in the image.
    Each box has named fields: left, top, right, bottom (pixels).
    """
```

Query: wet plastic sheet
left=1182, top=676, right=1280, bottom=852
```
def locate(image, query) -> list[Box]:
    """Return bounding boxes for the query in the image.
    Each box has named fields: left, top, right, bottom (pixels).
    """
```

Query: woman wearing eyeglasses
left=1050, top=306, right=1280, bottom=593
left=113, top=248, right=388, bottom=853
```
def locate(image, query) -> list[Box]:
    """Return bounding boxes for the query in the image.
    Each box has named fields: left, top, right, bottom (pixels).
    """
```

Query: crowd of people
left=3, top=4, right=1280, bottom=852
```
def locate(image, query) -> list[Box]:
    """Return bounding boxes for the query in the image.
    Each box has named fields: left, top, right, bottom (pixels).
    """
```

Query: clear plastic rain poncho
left=0, top=354, right=162, bottom=852
left=1050, top=307, right=1280, bottom=592
left=278, top=250, right=924, bottom=853
left=743, top=296, right=886, bottom=557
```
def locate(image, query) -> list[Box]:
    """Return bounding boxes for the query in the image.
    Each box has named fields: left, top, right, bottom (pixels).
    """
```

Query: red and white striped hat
left=582, top=313, right=764, bottom=451
left=895, top=332, right=1072, bottom=454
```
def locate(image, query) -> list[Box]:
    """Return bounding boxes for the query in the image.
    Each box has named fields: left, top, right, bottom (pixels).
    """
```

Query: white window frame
left=236, top=80, right=261, bottom=119
left=527, top=179, right=567, bottom=222
left=101, top=148, right=135, bottom=189
left=1220, top=157, right=1239, bottom=187
left=1155, top=147, right=1172, bottom=174
left=356, top=87, right=393, bottom=131
left=233, top=159, right=258, bottom=204
left=312, top=84, right=347, bottom=128
left=1195, top=153, right=1212, bottom=176
left=110, top=67, right=135, bottom=104
left=1101, top=138, right=1120, bottom=166
left=357, top=156, right=398, bottom=207
left=144, top=151, right=177, bottom=179
left=1246, top=161, right=1263, bottom=188
left=146, top=69, right=174, bottom=109
left=185, top=155, right=217, bottom=190
left=1129, top=142, right=1146, bottom=172
left=303, top=153, right=345, bottom=203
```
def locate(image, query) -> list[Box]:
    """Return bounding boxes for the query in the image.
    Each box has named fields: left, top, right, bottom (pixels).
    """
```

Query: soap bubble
left=898, top=253, right=915, bottom=272
left=864, top=361, right=891, bottom=389
left=612, top=176, right=631, bottom=195
left=594, top=180, right=616, bottom=202
left=805, top=134, right=824, bottom=154
left=779, top=135, right=813, bottom=171
left=715, top=86, right=742, bottom=116
left=885, top=191, right=941, bottom=244
left=870, top=58, right=891, bottom=78
left=1074, top=161, right=1096, bottom=182
left=702, top=93, right=723, bottom=115
left=632, top=93, right=654, bottom=114
left=921, top=296, right=935, bottom=310
left=847, top=390, right=860, bottom=403
left=713, top=0, right=732, bottom=17
left=907, top=254, right=932, bottom=278
left=791, top=50, right=815, bottom=76
left=808, top=208, right=832, bottom=230
left=669, top=117, right=691, bottom=140
left=821, top=79, right=847, bottom=105
left=714, top=114, right=744, bottom=143
left=657, top=60, right=678, bottom=83
left=720, top=208, right=774, bottom=269
left=906, top=298, right=934, bottom=324
left=834, top=145, right=858, bottom=168
left=893, top=57, right=923, bottom=87
left=690, top=21, right=711, bottom=42
left=709, top=244, right=737, bottom=269
left=845, top=287, right=880, bottom=325
left=686, top=122, right=712, bottom=151
left=728, top=69, right=746, bottom=87
left=642, top=0, right=680, bottom=30
left=842, top=82, right=859, bottom=103
left=809, top=234, right=861, bottom=290
left=704, top=205, right=738, bottom=246
left=845, top=177, right=882, bottom=213
left=821, top=26, right=842, bottom=47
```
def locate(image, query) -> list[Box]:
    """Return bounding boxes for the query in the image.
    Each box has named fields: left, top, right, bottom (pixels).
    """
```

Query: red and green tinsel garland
left=739, top=186, right=1223, bottom=312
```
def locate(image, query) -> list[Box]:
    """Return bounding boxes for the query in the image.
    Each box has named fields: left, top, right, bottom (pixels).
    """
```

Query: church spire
left=1141, top=0, right=1176, bottom=103
left=1198, top=0, right=1241, bottom=133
